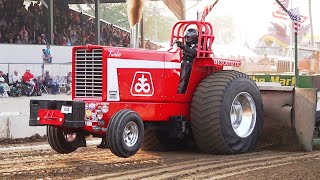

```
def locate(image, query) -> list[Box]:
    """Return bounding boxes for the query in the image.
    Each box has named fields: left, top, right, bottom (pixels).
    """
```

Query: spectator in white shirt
left=11, top=70, right=21, bottom=85
left=0, top=77, right=10, bottom=97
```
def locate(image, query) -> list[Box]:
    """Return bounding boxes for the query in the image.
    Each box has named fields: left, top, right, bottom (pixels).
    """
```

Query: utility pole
left=275, top=0, right=300, bottom=87
left=309, top=0, right=314, bottom=47
left=140, top=13, right=145, bottom=48
left=95, top=0, right=100, bottom=45
left=153, top=7, right=157, bottom=42
left=49, top=0, right=53, bottom=45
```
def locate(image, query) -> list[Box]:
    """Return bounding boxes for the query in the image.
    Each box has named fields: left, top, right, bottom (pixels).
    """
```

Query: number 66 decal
left=130, top=71, right=154, bottom=96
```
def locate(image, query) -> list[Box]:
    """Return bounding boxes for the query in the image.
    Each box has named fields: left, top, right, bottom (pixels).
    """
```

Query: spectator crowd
left=0, top=0, right=50, bottom=44
left=0, top=0, right=160, bottom=49
left=0, top=68, right=72, bottom=98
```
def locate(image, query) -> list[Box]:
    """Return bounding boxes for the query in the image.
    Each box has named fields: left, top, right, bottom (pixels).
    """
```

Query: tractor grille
left=74, top=49, right=103, bottom=98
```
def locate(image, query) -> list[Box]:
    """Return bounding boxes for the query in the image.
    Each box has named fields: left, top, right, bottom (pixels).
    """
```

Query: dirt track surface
left=1, top=143, right=320, bottom=180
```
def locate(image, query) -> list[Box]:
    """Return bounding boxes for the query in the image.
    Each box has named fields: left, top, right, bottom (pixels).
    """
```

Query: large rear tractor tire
left=107, top=109, right=144, bottom=158
left=191, top=70, right=263, bottom=154
left=47, top=126, right=80, bottom=154
left=141, top=128, right=186, bottom=151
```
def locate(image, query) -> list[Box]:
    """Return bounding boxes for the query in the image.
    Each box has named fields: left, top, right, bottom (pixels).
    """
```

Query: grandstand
left=0, top=0, right=164, bottom=87
left=0, top=0, right=183, bottom=79
left=0, top=0, right=157, bottom=48
left=0, top=0, right=184, bottom=46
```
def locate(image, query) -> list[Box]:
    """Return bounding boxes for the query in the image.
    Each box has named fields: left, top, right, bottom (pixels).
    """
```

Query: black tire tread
left=47, top=126, right=78, bottom=154
left=107, top=110, right=131, bottom=157
left=141, top=128, right=187, bottom=152
left=191, top=70, right=260, bottom=154
left=140, top=128, right=164, bottom=151
left=107, top=109, right=144, bottom=158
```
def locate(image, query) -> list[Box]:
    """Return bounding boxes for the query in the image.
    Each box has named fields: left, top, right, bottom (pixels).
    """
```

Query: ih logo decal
left=130, top=72, right=154, bottom=96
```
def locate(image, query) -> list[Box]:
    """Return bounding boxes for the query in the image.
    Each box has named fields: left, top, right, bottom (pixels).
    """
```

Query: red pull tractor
left=29, top=21, right=263, bottom=158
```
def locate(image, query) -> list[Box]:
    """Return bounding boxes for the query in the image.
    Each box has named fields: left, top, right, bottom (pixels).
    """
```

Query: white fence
left=0, top=44, right=73, bottom=83
left=0, top=44, right=72, bottom=64
left=0, top=63, right=72, bottom=84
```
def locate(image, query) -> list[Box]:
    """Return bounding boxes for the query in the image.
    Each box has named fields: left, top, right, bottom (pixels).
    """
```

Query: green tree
left=78, top=3, right=130, bottom=30
left=72, top=2, right=177, bottom=42
left=208, top=16, right=235, bottom=45
left=143, top=2, right=178, bottom=42
left=99, top=3, right=130, bottom=30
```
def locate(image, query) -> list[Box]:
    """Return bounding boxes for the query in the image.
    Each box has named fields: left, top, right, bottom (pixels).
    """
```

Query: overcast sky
left=180, top=0, right=320, bottom=45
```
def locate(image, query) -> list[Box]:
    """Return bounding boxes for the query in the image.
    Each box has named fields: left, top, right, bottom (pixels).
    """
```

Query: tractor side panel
left=105, top=49, right=212, bottom=103
left=117, top=68, right=165, bottom=102
left=81, top=101, right=190, bottom=135
left=162, top=55, right=215, bottom=103
left=109, top=102, right=190, bottom=121
left=105, top=48, right=166, bottom=102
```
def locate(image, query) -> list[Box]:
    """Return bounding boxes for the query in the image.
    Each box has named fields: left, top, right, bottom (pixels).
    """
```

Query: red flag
left=197, top=0, right=220, bottom=21
left=272, top=0, right=289, bottom=20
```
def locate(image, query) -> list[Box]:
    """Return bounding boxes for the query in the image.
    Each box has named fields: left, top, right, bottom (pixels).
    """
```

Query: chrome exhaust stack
left=130, top=23, right=140, bottom=48
left=127, top=0, right=144, bottom=48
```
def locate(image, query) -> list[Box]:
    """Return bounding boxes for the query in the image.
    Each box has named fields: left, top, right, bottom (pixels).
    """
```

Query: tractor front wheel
left=47, top=126, right=80, bottom=154
left=191, top=70, right=263, bottom=154
left=107, top=109, right=144, bottom=158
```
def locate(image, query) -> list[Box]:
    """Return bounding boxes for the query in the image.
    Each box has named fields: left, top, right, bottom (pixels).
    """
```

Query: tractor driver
left=175, top=28, right=199, bottom=94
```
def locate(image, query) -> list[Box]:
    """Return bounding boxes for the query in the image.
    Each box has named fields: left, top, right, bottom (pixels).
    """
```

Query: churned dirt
left=0, top=134, right=46, bottom=145
left=1, top=142, right=320, bottom=180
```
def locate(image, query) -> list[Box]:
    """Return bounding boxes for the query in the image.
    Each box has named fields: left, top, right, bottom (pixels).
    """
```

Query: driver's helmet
left=184, top=28, right=199, bottom=44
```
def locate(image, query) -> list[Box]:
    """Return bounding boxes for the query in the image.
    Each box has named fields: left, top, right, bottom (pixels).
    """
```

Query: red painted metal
left=170, top=21, right=215, bottom=58
left=38, top=109, right=64, bottom=126
left=37, top=21, right=242, bottom=136
left=213, top=58, right=241, bottom=67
